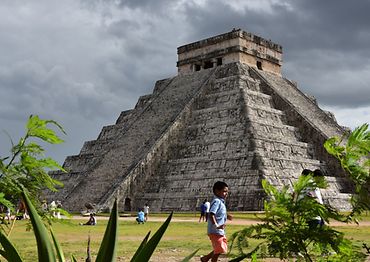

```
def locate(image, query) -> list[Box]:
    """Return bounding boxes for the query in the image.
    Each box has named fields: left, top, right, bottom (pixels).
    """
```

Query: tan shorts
left=208, top=234, right=228, bottom=254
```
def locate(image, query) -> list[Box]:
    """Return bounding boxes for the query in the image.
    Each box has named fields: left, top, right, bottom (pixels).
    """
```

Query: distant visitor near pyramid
left=48, top=29, right=353, bottom=213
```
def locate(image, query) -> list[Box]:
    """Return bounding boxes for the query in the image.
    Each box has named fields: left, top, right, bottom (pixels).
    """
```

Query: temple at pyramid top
left=177, top=28, right=283, bottom=75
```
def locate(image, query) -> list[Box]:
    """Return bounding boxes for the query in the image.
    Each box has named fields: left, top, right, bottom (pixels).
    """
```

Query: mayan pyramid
left=48, top=29, right=353, bottom=212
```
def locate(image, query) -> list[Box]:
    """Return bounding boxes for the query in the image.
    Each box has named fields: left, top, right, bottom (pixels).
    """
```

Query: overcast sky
left=1, top=0, right=369, bottom=164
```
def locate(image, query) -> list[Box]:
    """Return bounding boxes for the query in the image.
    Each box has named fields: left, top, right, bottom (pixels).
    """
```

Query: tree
left=324, top=123, right=370, bottom=218
left=0, top=115, right=65, bottom=210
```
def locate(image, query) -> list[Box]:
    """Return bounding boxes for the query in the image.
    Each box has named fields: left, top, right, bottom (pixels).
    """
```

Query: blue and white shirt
left=207, top=196, right=227, bottom=235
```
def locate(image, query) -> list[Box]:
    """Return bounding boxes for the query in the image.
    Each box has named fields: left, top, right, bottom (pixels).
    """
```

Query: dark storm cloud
left=180, top=0, right=370, bottom=108
left=0, top=0, right=369, bottom=164
left=291, top=0, right=370, bottom=50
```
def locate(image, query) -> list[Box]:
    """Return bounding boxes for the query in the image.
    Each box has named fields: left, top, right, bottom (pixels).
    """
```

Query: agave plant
left=0, top=189, right=197, bottom=261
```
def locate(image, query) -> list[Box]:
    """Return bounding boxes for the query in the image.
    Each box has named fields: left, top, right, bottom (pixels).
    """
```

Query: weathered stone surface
left=47, top=29, right=353, bottom=212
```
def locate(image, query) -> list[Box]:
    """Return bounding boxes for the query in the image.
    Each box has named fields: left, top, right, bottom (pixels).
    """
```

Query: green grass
left=5, top=218, right=246, bottom=261
left=3, top=214, right=370, bottom=261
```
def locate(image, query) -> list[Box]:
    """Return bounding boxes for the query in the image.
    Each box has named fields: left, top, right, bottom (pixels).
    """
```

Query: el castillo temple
left=48, top=29, right=353, bottom=212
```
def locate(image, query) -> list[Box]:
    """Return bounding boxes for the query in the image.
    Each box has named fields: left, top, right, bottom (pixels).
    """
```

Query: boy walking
left=201, top=181, right=232, bottom=262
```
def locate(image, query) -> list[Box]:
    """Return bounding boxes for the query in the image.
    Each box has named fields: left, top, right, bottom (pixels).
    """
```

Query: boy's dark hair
left=213, top=181, right=228, bottom=194
left=313, top=169, right=324, bottom=177
left=301, top=169, right=313, bottom=176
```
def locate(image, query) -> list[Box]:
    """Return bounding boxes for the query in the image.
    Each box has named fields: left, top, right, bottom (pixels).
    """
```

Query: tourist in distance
left=56, top=200, right=62, bottom=219
left=204, top=199, right=210, bottom=222
left=143, top=203, right=149, bottom=221
left=136, top=208, right=145, bottom=224
left=199, top=201, right=207, bottom=222
left=49, top=200, right=57, bottom=218
left=80, top=213, right=97, bottom=226
left=4, top=206, right=11, bottom=224
left=300, top=168, right=325, bottom=228
left=200, top=181, right=233, bottom=262
left=41, top=200, right=48, bottom=212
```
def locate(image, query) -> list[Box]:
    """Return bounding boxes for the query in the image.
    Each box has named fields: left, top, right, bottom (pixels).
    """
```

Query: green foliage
left=95, top=200, right=118, bottom=262
left=22, top=190, right=56, bottom=261
left=0, top=230, right=23, bottom=262
left=230, top=176, right=360, bottom=261
left=0, top=115, right=65, bottom=209
left=0, top=189, right=176, bottom=261
left=324, top=123, right=370, bottom=217
left=50, top=228, right=65, bottom=262
left=131, top=212, right=173, bottom=262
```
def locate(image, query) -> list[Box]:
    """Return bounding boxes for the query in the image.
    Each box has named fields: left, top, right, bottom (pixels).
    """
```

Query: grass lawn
left=6, top=218, right=246, bottom=261
left=3, top=213, right=370, bottom=261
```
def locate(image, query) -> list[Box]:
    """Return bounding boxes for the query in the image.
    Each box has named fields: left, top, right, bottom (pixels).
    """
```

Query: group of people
left=1, top=199, right=30, bottom=223
left=80, top=203, right=150, bottom=226
left=136, top=203, right=149, bottom=224
left=1, top=198, right=63, bottom=223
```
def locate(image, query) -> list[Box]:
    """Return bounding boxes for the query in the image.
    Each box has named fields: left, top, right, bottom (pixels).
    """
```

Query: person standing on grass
left=300, top=168, right=325, bottom=228
left=204, top=199, right=210, bottom=222
left=143, top=203, right=149, bottom=221
left=4, top=206, right=11, bottom=223
left=201, top=181, right=233, bottom=262
left=199, top=201, right=207, bottom=222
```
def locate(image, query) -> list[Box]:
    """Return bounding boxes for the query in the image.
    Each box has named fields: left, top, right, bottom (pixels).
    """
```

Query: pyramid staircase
left=48, top=62, right=353, bottom=212
left=131, top=63, right=352, bottom=211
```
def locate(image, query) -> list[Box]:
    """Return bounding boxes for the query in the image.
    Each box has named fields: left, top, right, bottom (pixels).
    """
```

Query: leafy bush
left=324, top=123, right=370, bottom=218
left=229, top=176, right=363, bottom=261
left=0, top=115, right=65, bottom=210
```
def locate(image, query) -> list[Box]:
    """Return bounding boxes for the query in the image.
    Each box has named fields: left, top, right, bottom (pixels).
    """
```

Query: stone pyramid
left=48, top=29, right=352, bottom=212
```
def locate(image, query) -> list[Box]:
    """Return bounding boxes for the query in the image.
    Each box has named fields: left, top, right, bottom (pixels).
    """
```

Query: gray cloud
left=0, top=0, right=369, bottom=164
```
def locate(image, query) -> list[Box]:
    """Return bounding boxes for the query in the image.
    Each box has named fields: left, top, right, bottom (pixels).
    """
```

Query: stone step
left=175, top=138, right=250, bottom=158
left=96, top=125, right=121, bottom=140
left=184, top=126, right=246, bottom=141
left=203, top=88, right=240, bottom=98
left=177, top=135, right=249, bottom=147
left=208, top=78, right=240, bottom=93
left=258, top=155, right=322, bottom=171
left=176, top=146, right=249, bottom=159
left=239, top=77, right=264, bottom=92
left=191, top=105, right=243, bottom=123
left=195, top=90, right=241, bottom=110
left=249, top=121, right=301, bottom=141
left=243, top=89, right=273, bottom=107
left=62, top=153, right=100, bottom=173
left=80, top=139, right=113, bottom=155
left=182, top=132, right=248, bottom=144
left=167, top=152, right=254, bottom=165
left=144, top=169, right=260, bottom=184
